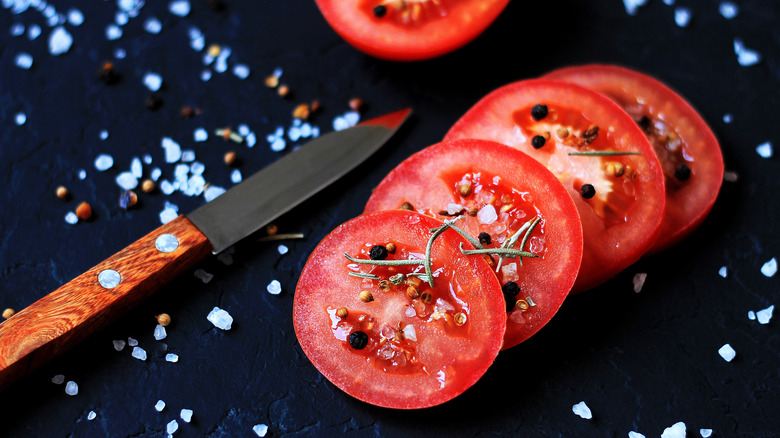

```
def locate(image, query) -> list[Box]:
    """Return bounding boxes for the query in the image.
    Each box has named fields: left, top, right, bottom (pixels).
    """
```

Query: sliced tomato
left=445, top=79, right=666, bottom=292
left=365, top=139, right=583, bottom=349
left=293, top=210, right=505, bottom=409
left=313, top=0, right=510, bottom=61
left=543, top=64, right=724, bottom=253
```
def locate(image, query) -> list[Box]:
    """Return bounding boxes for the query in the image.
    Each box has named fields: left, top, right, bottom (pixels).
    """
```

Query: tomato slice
left=293, top=210, right=505, bottom=409
left=445, top=79, right=665, bottom=292
left=313, top=0, right=510, bottom=61
left=365, top=139, right=583, bottom=348
left=542, top=64, right=724, bottom=253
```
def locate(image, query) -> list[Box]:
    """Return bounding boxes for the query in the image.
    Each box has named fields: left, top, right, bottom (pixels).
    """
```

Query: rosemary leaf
left=344, top=253, right=425, bottom=266
left=347, top=272, right=381, bottom=280
left=460, top=244, right=539, bottom=259
left=519, top=216, right=541, bottom=267
left=568, top=151, right=642, bottom=156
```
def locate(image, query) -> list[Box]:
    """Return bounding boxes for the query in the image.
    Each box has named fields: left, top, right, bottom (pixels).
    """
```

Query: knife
left=0, top=108, right=411, bottom=390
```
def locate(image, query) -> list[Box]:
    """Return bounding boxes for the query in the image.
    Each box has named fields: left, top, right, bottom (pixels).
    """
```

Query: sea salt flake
left=48, top=26, right=72, bottom=55
left=160, top=180, right=176, bottom=195
left=116, top=172, right=139, bottom=190
left=661, top=422, right=686, bottom=438
left=113, top=339, right=126, bottom=351
left=87, top=411, right=97, bottom=420
left=105, top=24, right=122, bottom=40
left=253, top=424, right=269, bottom=437
left=231, top=169, right=242, bottom=184
left=180, top=409, right=193, bottom=423
left=628, top=432, right=646, bottom=438
left=131, top=157, right=143, bottom=178
left=144, top=72, right=163, bottom=92
left=674, top=7, right=691, bottom=27
left=132, top=346, right=147, bottom=360
left=194, top=127, right=208, bottom=142
left=10, top=23, right=24, bottom=36
left=267, top=280, right=282, bottom=295
left=151, top=167, right=162, bottom=180
left=128, top=337, right=139, bottom=347
left=159, top=202, right=179, bottom=224
left=719, top=2, right=738, bottom=19
left=623, top=0, right=648, bottom=15
left=760, top=257, right=777, bottom=277
left=755, top=141, right=773, bottom=158
left=700, top=428, right=713, bottom=437
left=27, top=24, right=41, bottom=39
left=278, top=245, right=288, bottom=255
left=501, top=263, right=519, bottom=283
left=233, top=64, right=250, bottom=79
left=65, top=211, right=78, bottom=224
left=169, top=0, right=190, bottom=17
left=115, top=11, right=129, bottom=26
left=572, top=401, right=592, bottom=419
left=756, top=305, right=774, bottom=324
left=166, top=353, right=179, bottom=362
left=748, top=310, right=756, bottom=320
left=201, top=70, right=212, bottom=81
left=78, top=169, right=87, bottom=180
left=446, top=203, right=463, bottom=215
left=100, top=130, right=109, bottom=140
left=718, top=343, right=736, bottom=362
left=190, top=161, right=205, bottom=175
left=65, top=381, right=79, bottom=396
left=246, top=132, right=257, bottom=148
left=95, top=154, right=114, bottom=171
left=167, top=419, right=179, bottom=434
left=194, top=269, right=214, bottom=284
left=718, top=266, right=727, bottom=278
left=67, top=8, right=84, bottom=26
left=403, top=324, right=417, bottom=341
left=154, top=324, right=167, bottom=340
left=52, top=374, right=65, bottom=384
left=270, top=137, right=286, bottom=152
left=734, top=39, right=761, bottom=66
left=162, top=137, right=182, bottom=163
left=633, top=272, right=647, bottom=293
left=207, top=307, right=233, bottom=330
left=181, top=150, right=196, bottom=163
left=477, top=204, right=498, bottom=224
left=14, top=112, right=27, bottom=125
left=155, top=400, right=166, bottom=412
left=144, top=17, right=162, bottom=34
left=204, top=186, right=226, bottom=202
left=115, top=48, right=127, bottom=59
left=15, top=52, right=33, bottom=69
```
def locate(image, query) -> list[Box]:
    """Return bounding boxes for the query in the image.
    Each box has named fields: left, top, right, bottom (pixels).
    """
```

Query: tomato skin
left=445, top=79, right=666, bottom=292
left=313, top=0, right=510, bottom=61
left=293, top=210, right=506, bottom=409
left=542, top=64, right=724, bottom=253
left=365, top=139, right=583, bottom=349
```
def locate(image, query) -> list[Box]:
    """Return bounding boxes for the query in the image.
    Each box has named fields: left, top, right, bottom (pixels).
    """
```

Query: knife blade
left=0, top=108, right=411, bottom=390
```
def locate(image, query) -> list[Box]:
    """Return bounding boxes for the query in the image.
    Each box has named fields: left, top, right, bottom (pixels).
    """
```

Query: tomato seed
left=531, top=104, right=548, bottom=121
left=348, top=331, right=369, bottom=349
left=675, top=163, right=692, bottom=181
left=378, top=280, right=391, bottom=291
left=556, top=127, right=570, bottom=138
left=420, top=292, right=433, bottom=304
left=454, top=312, right=467, bottom=326
left=515, top=299, right=530, bottom=311
left=370, top=245, right=388, bottom=260
left=580, top=184, right=596, bottom=199
left=531, top=135, right=546, bottom=149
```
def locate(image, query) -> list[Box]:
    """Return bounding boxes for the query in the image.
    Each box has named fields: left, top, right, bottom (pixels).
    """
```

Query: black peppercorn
left=531, top=135, right=546, bottom=149
left=348, top=331, right=369, bottom=350
left=370, top=245, right=388, bottom=260
left=531, top=104, right=548, bottom=121
left=373, top=5, right=387, bottom=17
left=637, top=115, right=652, bottom=134
left=478, top=232, right=492, bottom=246
left=580, top=184, right=596, bottom=199
left=674, top=163, right=691, bottom=181
left=502, top=281, right=520, bottom=311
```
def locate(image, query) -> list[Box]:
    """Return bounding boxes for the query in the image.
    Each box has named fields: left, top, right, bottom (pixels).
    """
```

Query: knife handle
left=0, top=215, right=212, bottom=390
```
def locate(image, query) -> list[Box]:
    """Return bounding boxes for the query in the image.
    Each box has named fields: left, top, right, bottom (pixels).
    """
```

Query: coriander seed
left=56, top=186, right=69, bottom=200
left=359, top=290, right=374, bottom=303
left=156, top=313, right=171, bottom=326
left=142, top=179, right=155, bottom=193
left=2, top=308, right=15, bottom=319
left=76, top=201, right=92, bottom=220
left=336, top=307, right=349, bottom=319
left=224, top=151, right=237, bottom=166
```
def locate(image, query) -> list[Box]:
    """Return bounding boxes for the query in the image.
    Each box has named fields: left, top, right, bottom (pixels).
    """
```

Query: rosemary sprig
left=344, top=253, right=425, bottom=266
left=459, top=243, right=539, bottom=259
left=568, top=151, right=641, bottom=156
left=495, top=219, right=532, bottom=273
left=347, top=272, right=381, bottom=280
left=424, top=218, right=460, bottom=288
left=518, top=216, right=541, bottom=267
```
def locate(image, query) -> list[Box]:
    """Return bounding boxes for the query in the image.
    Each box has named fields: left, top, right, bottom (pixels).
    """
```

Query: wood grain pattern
left=0, top=215, right=212, bottom=390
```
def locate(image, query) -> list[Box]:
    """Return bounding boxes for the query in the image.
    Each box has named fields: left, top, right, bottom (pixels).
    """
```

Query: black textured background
left=1, top=1, right=778, bottom=437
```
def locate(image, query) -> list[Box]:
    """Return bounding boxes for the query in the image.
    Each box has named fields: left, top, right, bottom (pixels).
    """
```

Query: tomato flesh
left=314, top=0, right=510, bottom=61
left=365, top=139, right=583, bottom=348
left=445, top=80, right=665, bottom=292
left=543, top=64, right=724, bottom=252
left=294, top=210, right=505, bottom=409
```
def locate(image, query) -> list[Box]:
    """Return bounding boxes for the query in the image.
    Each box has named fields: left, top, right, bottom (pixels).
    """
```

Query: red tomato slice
left=313, top=0, right=510, bottom=61
left=543, top=64, right=724, bottom=253
left=445, top=79, right=666, bottom=292
left=293, top=210, right=506, bottom=409
left=365, top=139, right=583, bottom=349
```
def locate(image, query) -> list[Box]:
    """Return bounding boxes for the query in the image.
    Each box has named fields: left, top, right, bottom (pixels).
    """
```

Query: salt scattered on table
left=756, top=305, right=774, bottom=324
left=154, top=324, right=167, bottom=340
left=48, top=26, right=72, bottom=55
left=14, top=52, right=32, bottom=69
left=159, top=202, right=179, bottom=224
left=144, top=72, right=163, bottom=92
left=633, top=272, right=647, bottom=293
left=722, top=113, right=733, bottom=123
left=233, top=64, right=250, bottom=80
left=105, top=24, right=122, bottom=40
left=204, top=186, right=226, bottom=202
left=572, top=401, right=592, bottom=419
left=131, top=157, right=143, bottom=178
left=278, top=245, right=288, bottom=255
left=113, top=339, right=126, bottom=351
left=760, top=257, right=777, bottom=277
left=253, top=424, right=269, bottom=437
left=144, top=17, right=162, bottom=34
left=628, top=432, right=645, bottom=438
left=162, top=137, right=182, bottom=163
left=87, top=411, right=97, bottom=420
left=78, top=169, right=87, bottom=180
left=194, top=128, right=208, bottom=142
left=700, top=428, right=713, bottom=437
left=132, top=346, right=147, bottom=361
left=128, top=337, right=138, bottom=347
left=65, top=381, right=78, bottom=396
left=661, top=422, right=686, bottom=438
left=718, top=343, right=736, bottom=362
left=719, top=2, right=738, bottom=19
left=167, top=419, right=179, bottom=434
left=100, top=130, right=109, bottom=140
left=169, top=0, right=191, bottom=17
left=231, top=169, right=242, bottom=184
left=180, top=409, right=193, bottom=423
left=267, top=280, right=282, bottom=295
left=14, top=112, right=26, bottom=125
left=116, top=172, right=139, bottom=190
left=52, top=374, right=65, bottom=384
left=623, top=0, right=648, bottom=15
left=718, top=266, right=727, bottom=278
left=115, top=11, right=129, bottom=26
left=748, top=310, right=756, bottom=320
left=207, top=307, right=233, bottom=330
left=155, top=400, right=166, bottom=412
left=27, top=24, right=41, bottom=39
left=166, top=353, right=179, bottom=362
left=115, top=48, right=126, bottom=59
left=674, top=7, right=691, bottom=27
left=94, top=154, right=114, bottom=171
left=755, top=142, right=773, bottom=159
left=270, top=137, right=286, bottom=152
left=246, top=132, right=257, bottom=148
left=65, top=211, right=78, bottom=224
left=10, top=23, right=24, bottom=36
left=734, top=38, right=761, bottom=66
left=67, top=8, right=84, bottom=26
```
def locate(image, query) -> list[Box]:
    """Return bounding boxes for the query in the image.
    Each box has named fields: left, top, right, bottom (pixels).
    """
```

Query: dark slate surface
left=0, top=1, right=778, bottom=437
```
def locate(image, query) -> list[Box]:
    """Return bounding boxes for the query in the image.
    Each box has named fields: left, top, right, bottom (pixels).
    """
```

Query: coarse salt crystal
left=719, top=2, right=738, bottom=19
left=756, top=142, right=773, bottom=159
left=48, top=26, right=72, bottom=55
left=167, top=419, right=179, bottom=434
left=52, top=374, right=65, bottom=384
left=105, top=24, right=122, bottom=40
left=78, top=169, right=87, bottom=180
left=14, top=112, right=26, bottom=125
left=65, top=211, right=78, bottom=224
left=267, top=280, right=282, bottom=295
left=253, top=424, right=269, bottom=437
left=723, top=113, right=733, bottom=123
left=756, top=305, right=774, bottom=324
left=144, top=17, right=162, bottom=34
left=674, top=7, right=691, bottom=27
left=115, top=11, right=129, bottom=26
left=132, top=346, right=147, bottom=360
left=628, top=432, right=645, bottom=438
left=477, top=204, right=498, bottom=224
left=661, top=422, right=686, bottom=438
left=734, top=39, right=761, bottom=66
left=162, top=137, right=182, bottom=163
left=116, top=172, right=139, bottom=190
left=159, top=202, right=179, bottom=224
left=623, top=0, right=648, bottom=15
left=160, top=180, right=176, bottom=195
left=27, top=24, right=41, bottom=40
left=231, top=169, right=242, bottom=184
left=700, top=428, right=713, bottom=437
left=748, top=310, right=756, bottom=320
left=760, top=257, right=777, bottom=277
left=633, top=272, right=647, bottom=293
left=270, top=137, right=286, bottom=152
left=87, top=411, right=97, bottom=420
left=718, top=266, right=727, bottom=278
left=10, top=23, right=24, bottom=36
left=113, top=339, right=126, bottom=351
left=131, top=157, right=143, bottom=178
left=166, top=353, right=179, bottom=362
left=67, top=8, right=84, bottom=26
left=207, top=307, right=233, bottom=330
left=194, top=128, right=208, bottom=142
left=501, top=263, right=519, bottom=283
left=143, top=72, right=163, bottom=92
left=572, top=401, right=592, bottom=419
left=155, top=400, right=166, bottom=412
left=154, top=324, right=167, bottom=340
left=14, top=52, right=32, bottom=69
left=718, top=343, right=736, bottom=362
left=128, top=337, right=139, bottom=347
left=246, top=132, right=257, bottom=148
left=180, top=409, right=193, bottom=423
left=403, top=324, right=417, bottom=341
left=100, top=130, right=109, bottom=140
left=94, top=154, right=114, bottom=171
left=276, top=244, right=290, bottom=256
left=201, top=69, right=212, bottom=81
left=204, top=186, right=226, bottom=202
left=65, top=381, right=78, bottom=396
left=169, top=0, right=191, bottom=17
left=233, top=64, right=250, bottom=79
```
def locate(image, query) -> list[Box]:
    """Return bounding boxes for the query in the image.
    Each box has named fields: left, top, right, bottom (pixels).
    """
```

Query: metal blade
left=187, top=108, right=411, bottom=253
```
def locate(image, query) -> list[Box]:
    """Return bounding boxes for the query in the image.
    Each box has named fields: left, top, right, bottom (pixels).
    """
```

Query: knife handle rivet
left=155, top=234, right=179, bottom=253
left=97, top=269, right=121, bottom=289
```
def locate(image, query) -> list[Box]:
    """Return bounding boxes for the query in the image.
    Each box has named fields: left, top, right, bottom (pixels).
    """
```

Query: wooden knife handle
left=0, top=215, right=212, bottom=390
